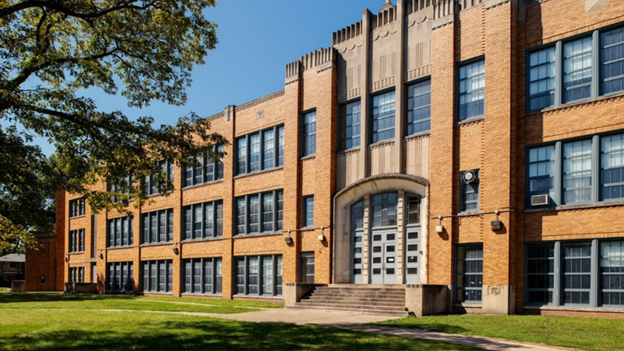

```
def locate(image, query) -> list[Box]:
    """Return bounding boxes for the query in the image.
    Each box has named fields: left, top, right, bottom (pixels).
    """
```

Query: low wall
left=65, top=283, right=98, bottom=294
left=405, top=284, right=450, bottom=317
left=283, top=283, right=325, bottom=306
left=10, top=280, right=25, bottom=293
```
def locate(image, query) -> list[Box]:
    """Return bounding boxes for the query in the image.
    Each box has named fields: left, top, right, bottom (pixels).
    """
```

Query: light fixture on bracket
left=172, top=242, right=179, bottom=255
left=491, top=210, right=502, bottom=231
left=435, top=215, right=444, bottom=234
left=317, top=227, right=325, bottom=242
left=284, top=230, right=294, bottom=245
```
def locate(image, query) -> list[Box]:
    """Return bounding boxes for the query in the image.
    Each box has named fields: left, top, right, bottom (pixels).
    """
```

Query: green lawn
left=0, top=295, right=478, bottom=351
left=375, top=314, right=624, bottom=351
left=0, top=293, right=273, bottom=314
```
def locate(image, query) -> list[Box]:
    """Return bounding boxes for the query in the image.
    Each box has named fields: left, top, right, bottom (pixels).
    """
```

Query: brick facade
left=43, top=0, right=624, bottom=317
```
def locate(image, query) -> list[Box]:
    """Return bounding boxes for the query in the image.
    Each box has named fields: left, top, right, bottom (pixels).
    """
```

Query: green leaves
left=0, top=0, right=224, bottom=249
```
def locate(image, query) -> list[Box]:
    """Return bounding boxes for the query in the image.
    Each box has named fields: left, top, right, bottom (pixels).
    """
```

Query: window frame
left=235, top=125, right=285, bottom=176
left=460, top=169, right=480, bottom=213
left=457, top=58, right=485, bottom=122
left=303, top=195, right=314, bottom=228
left=68, top=229, right=85, bottom=253
left=144, top=160, right=174, bottom=196
left=235, top=190, right=284, bottom=236
left=455, top=244, right=484, bottom=304
left=141, top=209, right=174, bottom=244
left=406, top=78, right=432, bottom=136
left=233, top=255, right=282, bottom=297
left=182, top=200, right=223, bottom=241
left=370, top=89, right=396, bottom=144
left=302, top=110, right=317, bottom=157
left=181, top=257, right=223, bottom=295
left=107, top=216, right=134, bottom=248
left=182, top=145, right=224, bottom=188
left=338, top=99, right=362, bottom=151
left=141, top=260, right=173, bottom=293
left=299, top=252, right=315, bottom=284
left=69, top=198, right=86, bottom=218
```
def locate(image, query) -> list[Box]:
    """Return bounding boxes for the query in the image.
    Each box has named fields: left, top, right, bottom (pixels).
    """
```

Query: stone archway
left=332, top=174, right=429, bottom=284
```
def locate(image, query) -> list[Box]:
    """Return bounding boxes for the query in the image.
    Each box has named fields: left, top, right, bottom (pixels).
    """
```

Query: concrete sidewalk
left=214, top=308, right=577, bottom=351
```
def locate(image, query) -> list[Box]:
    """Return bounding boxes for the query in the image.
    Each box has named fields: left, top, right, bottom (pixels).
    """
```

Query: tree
left=0, top=0, right=225, bottom=249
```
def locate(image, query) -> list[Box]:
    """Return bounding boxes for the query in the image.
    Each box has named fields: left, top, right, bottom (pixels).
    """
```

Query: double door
left=370, top=229, right=397, bottom=284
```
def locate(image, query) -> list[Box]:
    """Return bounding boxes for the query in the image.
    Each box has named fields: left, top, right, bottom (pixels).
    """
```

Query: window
left=235, top=190, right=283, bottom=235
left=107, top=174, right=134, bottom=203
left=107, top=262, right=133, bottom=293
left=601, top=134, right=624, bottom=201
left=141, top=209, right=173, bottom=244
left=302, top=111, right=316, bottom=156
left=303, top=196, right=314, bottom=228
left=528, top=47, right=556, bottom=110
left=526, top=243, right=555, bottom=305
left=300, top=252, right=315, bottom=283
left=107, top=217, right=134, bottom=248
left=406, top=194, right=421, bottom=225
left=9, top=262, right=18, bottom=269
left=371, top=192, right=398, bottom=228
left=528, top=145, right=556, bottom=202
left=563, top=140, right=592, bottom=204
left=601, top=27, right=624, bottom=95
left=563, top=37, right=593, bottom=103
left=563, top=242, right=592, bottom=304
left=69, top=267, right=84, bottom=283
left=371, top=90, right=396, bottom=143
left=145, top=160, right=174, bottom=196
left=69, top=198, right=85, bottom=218
left=458, top=60, right=485, bottom=121
left=142, top=260, right=173, bottom=293
left=407, top=80, right=431, bottom=135
left=182, top=258, right=222, bottom=295
left=461, top=170, right=480, bottom=212
left=183, top=145, right=224, bottom=187
left=600, top=241, right=624, bottom=306
left=236, top=125, right=285, bottom=175
left=234, top=255, right=282, bottom=296
left=456, top=244, right=483, bottom=303
left=69, top=229, right=85, bottom=253
left=339, top=100, right=361, bottom=150
left=182, top=201, right=223, bottom=240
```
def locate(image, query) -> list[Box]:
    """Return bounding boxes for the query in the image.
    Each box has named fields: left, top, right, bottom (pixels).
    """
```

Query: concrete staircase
left=288, top=284, right=408, bottom=316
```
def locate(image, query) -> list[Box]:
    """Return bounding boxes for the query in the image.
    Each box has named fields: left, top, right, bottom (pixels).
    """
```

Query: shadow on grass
left=0, top=293, right=142, bottom=304
left=0, top=319, right=478, bottom=351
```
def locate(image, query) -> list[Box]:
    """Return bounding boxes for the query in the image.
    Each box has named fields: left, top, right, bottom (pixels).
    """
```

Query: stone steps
left=290, top=285, right=408, bottom=317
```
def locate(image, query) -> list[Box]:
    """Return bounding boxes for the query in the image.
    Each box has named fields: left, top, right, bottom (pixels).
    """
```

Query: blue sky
left=31, top=0, right=387, bottom=155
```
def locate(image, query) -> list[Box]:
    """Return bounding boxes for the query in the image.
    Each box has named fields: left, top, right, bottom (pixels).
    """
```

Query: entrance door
left=351, top=229, right=364, bottom=283
left=370, top=230, right=397, bottom=284
left=404, top=228, right=420, bottom=284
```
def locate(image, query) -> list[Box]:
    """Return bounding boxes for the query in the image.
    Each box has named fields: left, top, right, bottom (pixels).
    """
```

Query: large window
left=461, top=170, right=480, bottom=212
left=526, top=239, right=624, bottom=308
left=601, top=134, right=624, bottom=201
left=526, top=243, right=555, bottom=305
left=563, top=140, right=592, bottom=204
left=371, top=192, right=398, bottom=228
left=601, top=27, right=624, bottom=95
left=236, top=125, right=284, bottom=175
left=107, top=262, right=133, bottom=293
left=406, top=194, right=421, bottom=225
left=302, top=111, right=316, bottom=157
left=300, top=252, right=315, bottom=284
left=234, top=255, right=282, bottom=296
left=141, top=209, right=173, bottom=244
left=235, top=190, right=283, bottom=235
left=182, top=201, right=223, bottom=240
left=458, top=60, right=485, bottom=121
left=303, top=196, right=314, bottom=228
left=528, top=145, right=556, bottom=203
left=371, top=90, right=396, bottom=143
left=339, top=100, right=361, bottom=150
left=107, top=217, right=134, bottom=248
left=407, top=80, right=431, bottom=135
left=145, top=160, right=174, bottom=196
left=107, top=174, right=134, bottom=203
left=527, top=132, right=624, bottom=207
left=182, top=258, right=222, bottom=295
left=456, top=244, right=483, bottom=303
left=69, top=267, right=84, bottom=283
left=69, top=229, right=85, bottom=253
left=183, top=145, right=224, bottom=187
left=528, top=47, right=556, bottom=111
left=69, top=198, right=85, bottom=218
left=142, top=260, right=173, bottom=293
left=527, top=25, right=624, bottom=111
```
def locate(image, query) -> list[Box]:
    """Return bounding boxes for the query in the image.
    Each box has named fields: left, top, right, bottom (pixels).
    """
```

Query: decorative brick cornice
left=236, top=90, right=285, bottom=112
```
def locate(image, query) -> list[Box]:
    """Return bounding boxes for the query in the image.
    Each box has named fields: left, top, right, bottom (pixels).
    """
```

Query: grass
left=0, top=295, right=479, bottom=351
left=375, top=314, right=624, bottom=351
left=0, top=293, right=272, bottom=314
left=0, top=287, right=9, bottom=293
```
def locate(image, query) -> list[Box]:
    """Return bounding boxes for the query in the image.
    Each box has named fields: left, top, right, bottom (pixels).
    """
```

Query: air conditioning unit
left=531, top=194, right=550, bottom=206
left=462, top=170, right=478, bottom=184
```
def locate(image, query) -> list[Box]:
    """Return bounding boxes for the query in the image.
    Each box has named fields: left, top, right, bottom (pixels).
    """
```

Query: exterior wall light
left=317, top=234, right=325, bottom=242
left=285, top=230, right=293, bottom=245
left=435, top=216, right=444, bottom=234
left=98, top=253, right=104, bottom=259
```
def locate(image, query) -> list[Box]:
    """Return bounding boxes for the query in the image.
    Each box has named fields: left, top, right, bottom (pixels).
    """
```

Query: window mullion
left=592, top=30, right=600, bottom=98
left=554, top=141, right=562, bottom=205
left=274, top=191, right=278, bottom=231
left=592, top=135, right=600, bottom=203
left=201, top=203, right=206, bottom=239
left=274, top=126, right=279, bottom=166
left=591, top=239, right=599, bottom=308
left=245, top=196, right=250, bottom=235
left=259, top=132, right=264, bottom=171
left=245, top=135, right=250, bottom=174
left=554, top=241, right=561, bottom=306
left=555, top=41, right=563, bottom=106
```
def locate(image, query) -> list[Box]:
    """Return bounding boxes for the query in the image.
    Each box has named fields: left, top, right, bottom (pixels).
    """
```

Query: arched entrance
left=332, top=174, right=429, bottom=285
